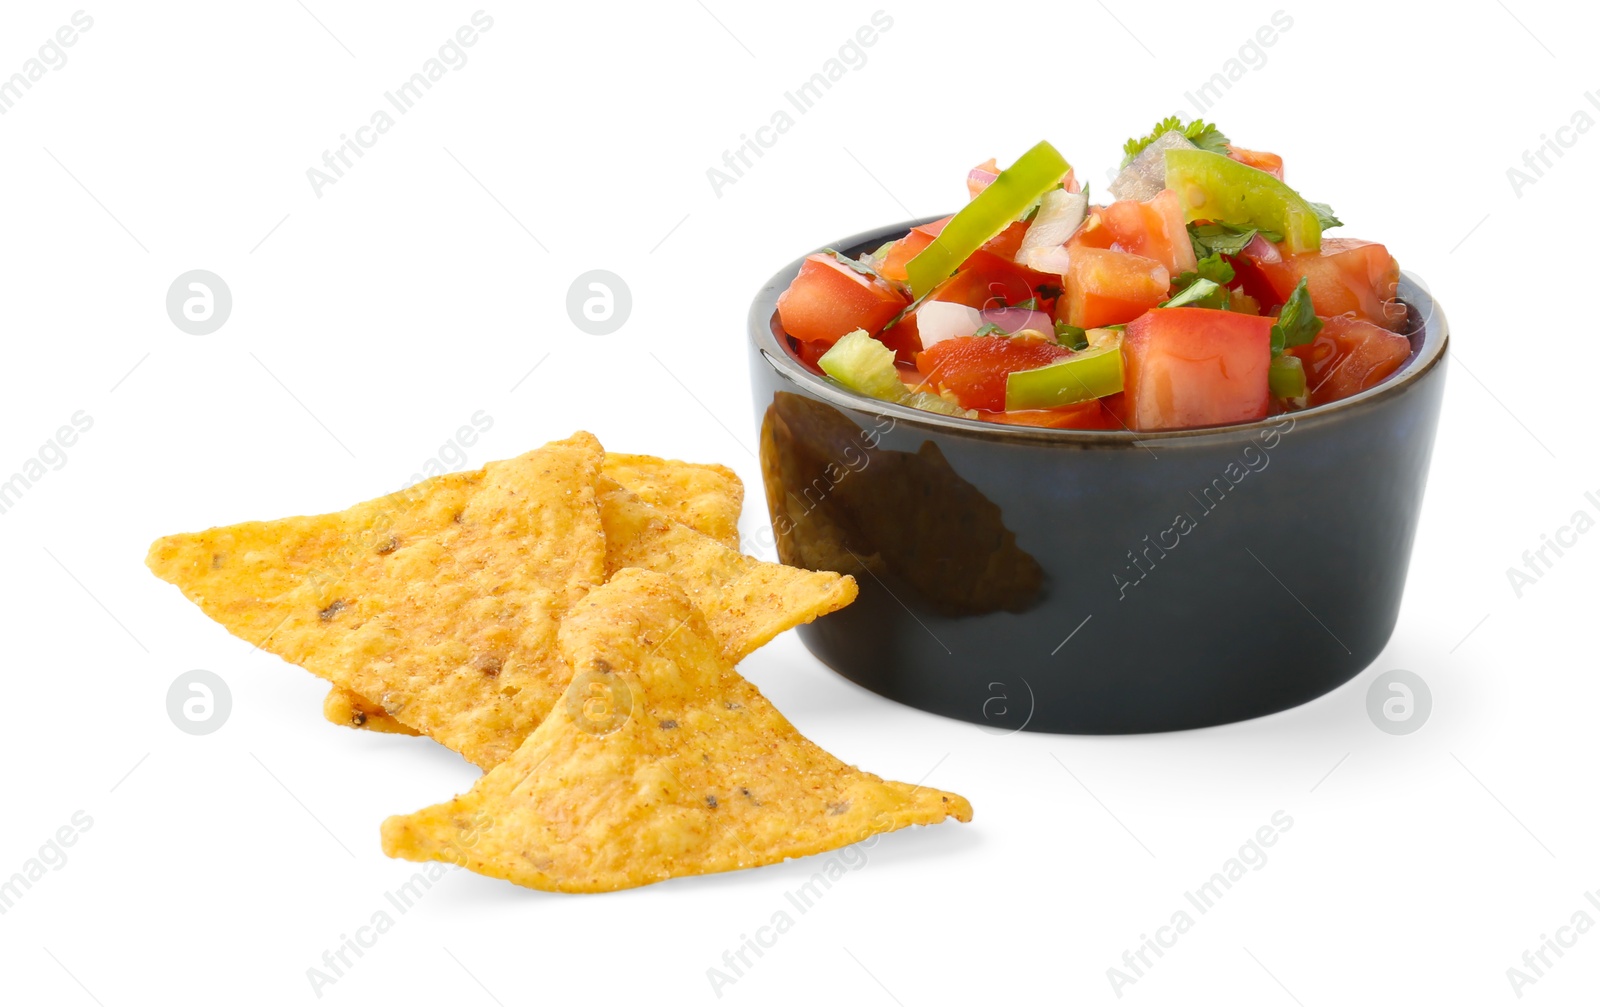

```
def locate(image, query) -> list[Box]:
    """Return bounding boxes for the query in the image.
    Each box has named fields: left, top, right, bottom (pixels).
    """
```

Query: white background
left=0, top=1, right=1594, bottom=1004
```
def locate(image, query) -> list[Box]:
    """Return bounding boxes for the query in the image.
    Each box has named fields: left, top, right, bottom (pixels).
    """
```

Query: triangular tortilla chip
left=323, top=477, right=856, bottom=736
left=595, top=476, right=856, bottom=664
left=324, top=453, right=747, bottom=735
left=380, top=569, right=970, bottom=892
left=147, top=433, right=608, bottom=768
left=599, top=452, right=744, bottom=550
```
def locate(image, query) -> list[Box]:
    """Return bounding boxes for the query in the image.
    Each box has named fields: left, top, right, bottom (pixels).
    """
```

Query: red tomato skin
left=876, top=315, right=923, bottom=364
left=1250, top=238, right=1406, bottom=331
left=1289, top=314, right=1412, bottom=406
left=931, top=250, right=1061, bottom=313
left=792, top=337, right=830, bottom=369
left=916, top=336, right=1071, bottom=412
left=1226, top=145, right=1285, bottom=179
left=776, top=253, right=908, bottom=346
left=980, top=220, right=1030, bottom=262
left=880, top=217, right=952, bottom=283
left=1123, top=308, right=1273, bottom=431
left=1061, top=248, right=1170, bottom=329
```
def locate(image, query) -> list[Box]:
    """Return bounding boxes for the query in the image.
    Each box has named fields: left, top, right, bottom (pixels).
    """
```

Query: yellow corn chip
left=600, top=453, right=744, bottom=550
left=381, top=568, right=970, bottom=893
left=324, top=453, right=747, bottom=736
left=595, top=477, right=857, bottom=664
left=323, top=687, right=417, bottom=734
left=324, top=478, right=855, bottom=739
left=147, top=433, right=608, bottom=769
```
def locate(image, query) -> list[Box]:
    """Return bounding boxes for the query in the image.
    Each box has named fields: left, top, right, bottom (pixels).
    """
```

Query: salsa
left=774, top=120, right=1411, bottom=432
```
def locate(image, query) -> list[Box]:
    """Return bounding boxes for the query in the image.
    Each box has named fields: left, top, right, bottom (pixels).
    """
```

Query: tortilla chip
left=324, top=453, right=747, bottom=736
left=380, top=569, right=970, bottom=892
left=323, top=687, right=418, bottom=734
left=595, top=477, right=856, bottom=663
left=147, top=433, right=608, bottom=769
left=600, top=453, right=744, bottom=550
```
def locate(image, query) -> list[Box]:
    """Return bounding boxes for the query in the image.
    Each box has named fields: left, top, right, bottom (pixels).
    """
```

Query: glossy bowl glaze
left=748, top=218, right=1448, bottom=733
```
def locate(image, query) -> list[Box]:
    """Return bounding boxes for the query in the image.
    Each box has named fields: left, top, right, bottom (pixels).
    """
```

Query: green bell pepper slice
left=906, top=141, right=1071, bottom=298
left=1268, top=353, right=1307, bottom=398
left=1163, top=148, right=1323, bottom=254
left=1004, top=336, right=1124, bottom=410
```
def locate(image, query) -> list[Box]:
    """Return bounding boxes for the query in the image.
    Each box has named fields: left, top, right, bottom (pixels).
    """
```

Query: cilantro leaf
left=1166, top=254, right=1236, bottom=310
left=1270, top=277, right=1322, bottom=355
left=1187, top=221, right=1281, bottom=259
left=1055, top=321, right=1088, bottom=350
left=974, top=322, right=1006, bottom=337
left=1122, top=116, right=1231, bottom=168
left=1172, top=253, right=1235, bottom=292
left=1307, top=201, right=1343, bottom=230
left=1014, top=296, right=1041, bottom=312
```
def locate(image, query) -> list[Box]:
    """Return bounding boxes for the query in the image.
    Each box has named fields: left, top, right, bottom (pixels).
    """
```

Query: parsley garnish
left=1122, top=116, right=1231, bottom=168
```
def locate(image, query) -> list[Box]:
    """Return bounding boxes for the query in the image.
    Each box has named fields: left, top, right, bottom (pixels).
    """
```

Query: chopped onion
left=1241, top=232, right=1282, bottom=263
left=914, top=301, right=985, bottom=347
left=1016, top=188, right=1087, bottom=274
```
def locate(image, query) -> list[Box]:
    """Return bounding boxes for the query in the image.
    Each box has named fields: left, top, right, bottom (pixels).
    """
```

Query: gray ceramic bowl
left=748, top=218, right=1447, bottom=733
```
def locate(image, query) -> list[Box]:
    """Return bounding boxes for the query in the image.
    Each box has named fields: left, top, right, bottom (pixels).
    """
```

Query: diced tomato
left=1100, top=391, right=1131, bottom=428
left=793, top=318, right=921, bottom=370
left=979, top=401, right=1118, bottom=429
left=1094, top=189, right=1198, bottom=276
left=876, top=314, right=922, bottom=363
left=880, top=217, right=951, bottom=283
left=981, top=220, right=1029, bottom=262
left=792, top=337, right=829, bottom=369
left=1227, top=145, right=1284, bottom=179
left=776, top=253, right=909, bottom=346
left=1067, top=207, right=1116, bottom=252
left=931, top=249, right=1061, bottom=313
left=1289, top=314, right=1412, bottom=406
left=1060, top=248, right=1170, bottom=329
left=1242, top=238, right=1405, bottom=331
left=1123, top=308, right=1273, bottom=430
left=915, top=336, right=1071, bottom=412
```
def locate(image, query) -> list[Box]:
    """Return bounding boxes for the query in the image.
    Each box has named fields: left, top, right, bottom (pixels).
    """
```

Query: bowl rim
left=749, top=216, right=1449, bottom=446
